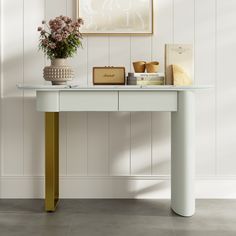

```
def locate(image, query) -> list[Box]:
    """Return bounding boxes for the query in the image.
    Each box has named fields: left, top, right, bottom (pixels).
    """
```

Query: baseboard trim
left=1, top=176, right=236, bottom=199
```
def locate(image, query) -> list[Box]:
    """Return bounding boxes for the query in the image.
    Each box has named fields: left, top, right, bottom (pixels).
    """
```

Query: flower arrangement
left=38, top=15, right=83, bottom=59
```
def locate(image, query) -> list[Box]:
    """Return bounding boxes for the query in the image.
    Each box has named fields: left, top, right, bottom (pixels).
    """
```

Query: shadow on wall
left=109, top=111, right=171, bottom=176
left=1, top=97, right=44, bottom=176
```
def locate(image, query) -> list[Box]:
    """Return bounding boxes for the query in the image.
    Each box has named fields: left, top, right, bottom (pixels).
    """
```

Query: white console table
left=18, top=85, right=211, bottom=217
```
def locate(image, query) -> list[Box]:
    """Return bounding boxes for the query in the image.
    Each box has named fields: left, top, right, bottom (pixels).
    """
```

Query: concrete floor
left=0, top=200, right=235, bottom=236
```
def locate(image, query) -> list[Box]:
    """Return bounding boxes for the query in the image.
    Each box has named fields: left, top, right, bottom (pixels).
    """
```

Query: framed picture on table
left=76, top=0, right=153, bottom=35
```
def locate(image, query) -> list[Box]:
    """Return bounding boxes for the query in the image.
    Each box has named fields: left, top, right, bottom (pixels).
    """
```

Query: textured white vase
left=43, top=58, right=74, bottom=85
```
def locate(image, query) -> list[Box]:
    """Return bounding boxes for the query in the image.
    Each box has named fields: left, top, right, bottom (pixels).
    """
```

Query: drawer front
left=37, top=91, right=59, bottom=112
left=60, top=91, right=118, bottom=111
left=119, top=91, right=177, bottom=111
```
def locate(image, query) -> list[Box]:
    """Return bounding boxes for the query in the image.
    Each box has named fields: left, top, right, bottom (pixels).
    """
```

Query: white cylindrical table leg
left=171, top=91, right=195, bottom=217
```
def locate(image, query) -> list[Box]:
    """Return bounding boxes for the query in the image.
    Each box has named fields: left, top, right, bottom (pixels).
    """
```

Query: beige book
left=165, top=44, right=194, bottom=85
left=172, top=64, right=192, bottom=85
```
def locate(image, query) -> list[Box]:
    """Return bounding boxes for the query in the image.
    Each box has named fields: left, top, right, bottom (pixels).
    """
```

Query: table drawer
left=119, top=91, right=177, bottom=111
left=60, top=91, right=118, bottom=111
left=37, top=91, right=60, bottom=112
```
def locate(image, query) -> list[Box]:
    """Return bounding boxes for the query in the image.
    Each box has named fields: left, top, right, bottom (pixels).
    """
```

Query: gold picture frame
left=76, top=0, right=153, bottom=36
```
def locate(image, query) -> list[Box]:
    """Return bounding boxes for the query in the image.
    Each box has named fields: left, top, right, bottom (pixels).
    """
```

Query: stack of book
left=127, top=73, right=165, bottom=85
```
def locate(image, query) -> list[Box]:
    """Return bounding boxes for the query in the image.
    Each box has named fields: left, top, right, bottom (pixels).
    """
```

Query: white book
left=136, top=77, right=164, bottom=81
left=133, top=72, right=165, bottom=77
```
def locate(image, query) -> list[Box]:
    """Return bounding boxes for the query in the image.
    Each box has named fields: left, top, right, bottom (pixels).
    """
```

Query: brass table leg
left=45, top=112, right=59, bottom=212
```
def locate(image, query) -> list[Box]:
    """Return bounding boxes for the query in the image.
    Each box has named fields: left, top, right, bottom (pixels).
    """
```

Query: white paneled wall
left=217, top=0, right=236, bottom=175
left=195, top=0, right=216, bottom=175
left=1, top=0, right=236, bottom=198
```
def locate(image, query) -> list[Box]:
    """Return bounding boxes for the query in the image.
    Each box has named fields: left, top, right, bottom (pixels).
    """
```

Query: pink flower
left=78, top=18, right=84, bottom=25
left=62, top=16, right=68, bottom=22
left=38, top=16, right=84, bottom=59
left=66, top=18, right=72, bottom=24
left=75, top=32, right=82, bottom=38
left=41, top=30, right=46, bottom=35
left=74, top=22, right=79, bottom=28
left=62, top=32, right=69, bottom=39
left=49, top=43, right=56, bottom=49
left=42, top=39, right=49, bottom=46
left=62, top=26, right=68, bottom=31
left=58, top=20, right=63, bottom=26
left=54, top=34, right=63, bottom=42
left=56, top=29, right=62, bottom=34
left=68, top=26, right=73, bottom=33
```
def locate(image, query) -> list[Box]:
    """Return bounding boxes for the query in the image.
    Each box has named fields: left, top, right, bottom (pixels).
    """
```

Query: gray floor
left=0, top=200, right=235, bottom=236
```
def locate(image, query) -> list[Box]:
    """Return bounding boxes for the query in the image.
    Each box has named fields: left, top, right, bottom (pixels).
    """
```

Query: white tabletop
left=17, top=84, right=213, bottom=92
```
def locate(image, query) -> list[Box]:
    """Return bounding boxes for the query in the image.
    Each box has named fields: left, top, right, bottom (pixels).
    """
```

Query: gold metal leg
left=45, top=112, right=59, bottom=212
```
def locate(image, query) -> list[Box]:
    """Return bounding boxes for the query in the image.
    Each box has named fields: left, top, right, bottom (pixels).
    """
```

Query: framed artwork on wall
left=76, top=0, right=153, bottom=35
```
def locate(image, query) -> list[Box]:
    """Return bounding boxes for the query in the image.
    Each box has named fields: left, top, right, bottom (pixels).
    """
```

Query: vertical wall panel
left=173, top=0, right=195, bottom=43
left=131, top=112, right=152, bottom=175
left=45, top=0, right=68, bottom=176
left=23, top=0, right=45, bottom=176
left=87, top=37, right=109, bottom=85
left=109, top=112, right=130, bottom=176
left=0, top=0, right=2, bottom=183
left=109, top=37, right=131, bottom=71
left=152, top=112, right=171, bottom=175
left=152, top=0, right=172, bottom=175
left=45, top=0, right=66, bottom=21
left=23, top=100, right=44, bottom=176
left=195, top=0, right=216, bottom=176
left=130, top=36, right=152, bottom=70
left=88, top=112, right=109, bottom=176
left=217, top=0, right=236, bottom=175
left=152, top=0, right=173, bottom=71
left=67, top=112, right=87, bottom=176
left=2, top=0, right=24, bottom=175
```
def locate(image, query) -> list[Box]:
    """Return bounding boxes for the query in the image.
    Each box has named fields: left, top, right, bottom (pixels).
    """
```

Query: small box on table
left=93, top=67, right=126, bottom=85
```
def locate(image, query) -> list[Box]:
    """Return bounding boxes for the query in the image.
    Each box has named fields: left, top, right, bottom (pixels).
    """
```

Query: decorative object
left=77, top=0, right=153, bottom=35
left=43, top=59, right=74, bottom=85
left=165, top=44, right=193, bottom=85
left=127, top=72, right=164, bottom=85
left=146, top=61, right=160, bottom=73
left=133, top=61, right=146, bottom=73
left=38, top=15, right=83, bottom=85
left=93, top=67, right=126, bottom=85
left=172, top=64, right=192, bottom=86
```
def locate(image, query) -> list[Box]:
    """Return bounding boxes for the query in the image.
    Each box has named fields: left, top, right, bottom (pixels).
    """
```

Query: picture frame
left=76, top=0, right=153, bottom=35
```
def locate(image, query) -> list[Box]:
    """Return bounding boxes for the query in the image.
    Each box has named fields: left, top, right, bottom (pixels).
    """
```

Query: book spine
left=133, top=73, right=164, bottom=77
left=136, top=77, right=165, bottom=81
